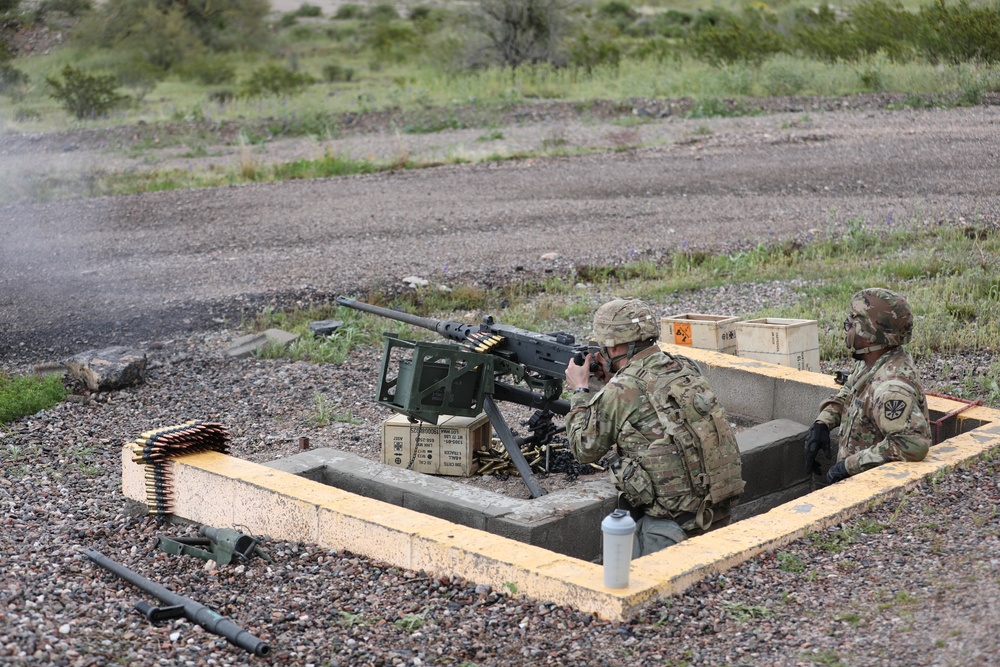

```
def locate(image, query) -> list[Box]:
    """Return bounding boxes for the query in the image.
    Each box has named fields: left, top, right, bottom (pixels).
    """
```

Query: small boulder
left=309, top=319, right=343, bottom=338
left=402, top=276, right=429, bottom=288
left=226, top=328, right=299, bottom=358
left=63, top=346, right=147, bottom=392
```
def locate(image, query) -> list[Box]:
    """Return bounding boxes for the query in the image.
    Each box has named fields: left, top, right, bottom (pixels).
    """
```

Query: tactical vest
left=612, top=354, right=745, bottom=527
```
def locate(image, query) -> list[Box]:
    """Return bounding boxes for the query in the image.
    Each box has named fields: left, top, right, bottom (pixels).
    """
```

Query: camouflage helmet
left=592, top=298, right=659, bottom=348
left=844, top=288, right=913, bottom=354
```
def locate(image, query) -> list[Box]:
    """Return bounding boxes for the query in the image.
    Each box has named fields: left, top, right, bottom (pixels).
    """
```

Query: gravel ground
left=2, top=100, right=1000, bottom=666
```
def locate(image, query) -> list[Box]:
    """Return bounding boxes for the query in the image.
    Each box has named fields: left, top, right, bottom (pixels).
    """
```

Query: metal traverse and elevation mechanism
left=337, top=296, right=597, bottom=498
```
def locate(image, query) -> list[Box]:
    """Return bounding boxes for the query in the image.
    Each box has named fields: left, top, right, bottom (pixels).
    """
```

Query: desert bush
left=790, top=3, right=862, bottom=63
left=850, top=0, right=922, bottom=61
left=113, top=56, right=162, bottom=102
left=208, top=88, right=236, bottom=103
left=408, top=4, right=446, bottom=33
left=174, top=54, right=237, bottom=85
left=596, top=0, right=636, bottom=32
left=294, top=2, right=321, bottom=17
left=71, top=0, right=269, bottom=69
left=0, top=62, right=28, bottom=96
left=919, top=0, right=1000, bottom=64
left=687, top=7, right=785, bottom=65
left=14, top=106, right=40, bottom=120
left=46, top=64, right=128, bottom=119
left=760, top=58, right=811, bottom=96
left=637, top=9, right=692, bottom=39
left=333, top=3, right=364, bottom=19
left=469, top=0, right=572, bottom=68
left=239, top=63, right=315, bottom=98
left=34, top=0, right=92, bottom=18
left=569, top=33, right=622, bottom=74
left=367, top=2, right=398, bottom=21
left=365, top=21, right=421, bottom=63
left=322, top=62, right=355, bottom=82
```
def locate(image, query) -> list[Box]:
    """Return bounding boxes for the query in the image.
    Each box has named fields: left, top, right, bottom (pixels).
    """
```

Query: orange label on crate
left=673, top=323, right=693, bottom=346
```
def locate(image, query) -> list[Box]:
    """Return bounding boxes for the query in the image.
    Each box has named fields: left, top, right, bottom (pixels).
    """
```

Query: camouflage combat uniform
left=566, top=346, right=744, bottom=538
left=816, top=346, right=931, bottom=475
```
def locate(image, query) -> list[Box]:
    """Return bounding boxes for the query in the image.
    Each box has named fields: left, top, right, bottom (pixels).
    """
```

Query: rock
left=309, top=320, right=343, bottom=338
left=226, top=328, right=299, bottom=358
left=402, top=276, right=429, bottom=288
left=62, top=346, right=147, bottom=392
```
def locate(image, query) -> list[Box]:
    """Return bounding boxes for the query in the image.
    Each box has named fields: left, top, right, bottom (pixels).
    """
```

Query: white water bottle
left=601, top=509, right=636, bottom=588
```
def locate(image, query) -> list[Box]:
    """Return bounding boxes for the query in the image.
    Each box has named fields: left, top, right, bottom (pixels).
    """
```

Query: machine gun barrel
left=336, top=296, right=474, bottom=343
left=83, top=548, right=271, bottom=657
left=337, top=296, right=592, bottom=380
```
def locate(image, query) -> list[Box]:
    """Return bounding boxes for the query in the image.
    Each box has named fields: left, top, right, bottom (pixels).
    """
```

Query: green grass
left=0, top=373, right=67, bottom=424
left=4, top=4, right=1000, bottom=135
left=3, top=2, right=1000, bottom=201
left=244, top=221, right=1000, bottom=408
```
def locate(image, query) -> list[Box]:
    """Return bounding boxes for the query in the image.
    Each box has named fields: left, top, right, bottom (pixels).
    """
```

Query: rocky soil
left=2, top=99, right=999, bottom=666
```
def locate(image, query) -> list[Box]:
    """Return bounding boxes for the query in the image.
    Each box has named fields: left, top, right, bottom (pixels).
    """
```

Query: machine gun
left=336, top=296, right=597, bottom=497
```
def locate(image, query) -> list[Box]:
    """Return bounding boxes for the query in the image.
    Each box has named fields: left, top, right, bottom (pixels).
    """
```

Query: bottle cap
left=601, top=508, right=636, bottom=535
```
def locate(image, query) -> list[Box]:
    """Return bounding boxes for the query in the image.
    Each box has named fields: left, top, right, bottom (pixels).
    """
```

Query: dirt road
left=2, top=104, right=999, bottom=365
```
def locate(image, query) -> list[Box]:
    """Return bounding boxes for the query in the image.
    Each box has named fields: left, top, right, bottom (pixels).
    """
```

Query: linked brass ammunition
left=129, top=421, right=231, bottom=516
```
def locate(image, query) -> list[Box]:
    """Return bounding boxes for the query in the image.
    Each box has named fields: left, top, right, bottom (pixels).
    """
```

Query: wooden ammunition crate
left=735, top=317, right=820, bottom=372
left=661, top=313, right=740, bottom=354
left=381, top=413, right=492, bottom=477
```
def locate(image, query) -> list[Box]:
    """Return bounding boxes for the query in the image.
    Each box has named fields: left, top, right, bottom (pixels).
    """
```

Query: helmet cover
left=592, top=298, right=659, bottom=348
left=844, top=288, right=913, bottom=354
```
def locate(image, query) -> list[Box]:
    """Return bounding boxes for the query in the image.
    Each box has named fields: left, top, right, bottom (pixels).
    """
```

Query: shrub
left=46, top=65, right=128, bottom=119
left=35, top=0, right=93, bottom=18
left=639, top=9, right=692, bottom=38
left=409, top=5, right=433, bottom=20
left=597, top=0, right=636, bottom=32
left=919, top=0, right=1000, bottom=65
left=761, top=59, right=810, bottom=96
left=367, top=2, right=399, bottom=21
left=322, top=62, right=355, bottom=82
left=569, top=33, right=622, bottom=74
left=791, top=3, right=863, bottom=62
left=598, top=1, right=635, bottom=21
left=687, top=7, right=785, bottom=65
left=850, top=0, right=922, bottom=61
left=471, top=0, right=571, bottom=68
left=333, top=3, right=364, bottom=19
left=14, top=106, right=40, bottom=121
left=70, top=0, right=270, bottom=65
left=365, top=22, right=421, bottom=63
left=113, top=57, right=162, bottom=102
left=0, top=63, right=28, bottom=96
left=294, top=2, right=322, bottom=17
left=174, top=54, right=237, bottom=85
left=239, top=63, right=315, bottom=98
left=208, top=88, right=236, bottom=103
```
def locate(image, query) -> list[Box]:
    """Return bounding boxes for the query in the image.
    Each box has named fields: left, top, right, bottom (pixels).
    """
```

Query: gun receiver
left=336, top=296, right=589, bottom=383
left=336, top=296, right=598, bottom=498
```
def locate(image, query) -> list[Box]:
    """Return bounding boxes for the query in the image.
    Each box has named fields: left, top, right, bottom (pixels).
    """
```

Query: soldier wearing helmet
left=804, top=288, right=931, bottom=484
left=565, top=298, right=744, bottom=557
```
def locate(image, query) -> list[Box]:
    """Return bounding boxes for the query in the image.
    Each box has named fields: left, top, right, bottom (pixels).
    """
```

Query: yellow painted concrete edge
left=121, top=404, right=1000, bottom=621
left=661, top=342, right=980, bottom=420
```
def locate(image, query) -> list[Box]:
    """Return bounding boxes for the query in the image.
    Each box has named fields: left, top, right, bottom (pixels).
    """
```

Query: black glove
left=804, top=422, right=831, bottom=475
left=826, top=460, right=849, bottom=485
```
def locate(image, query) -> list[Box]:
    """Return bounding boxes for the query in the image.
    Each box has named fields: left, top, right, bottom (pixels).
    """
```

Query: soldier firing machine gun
left=336, top=296, right=597, bottom=498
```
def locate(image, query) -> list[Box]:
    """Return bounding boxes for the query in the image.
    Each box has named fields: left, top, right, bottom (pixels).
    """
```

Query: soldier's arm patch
left=874, top=381, right=917, bottom=434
